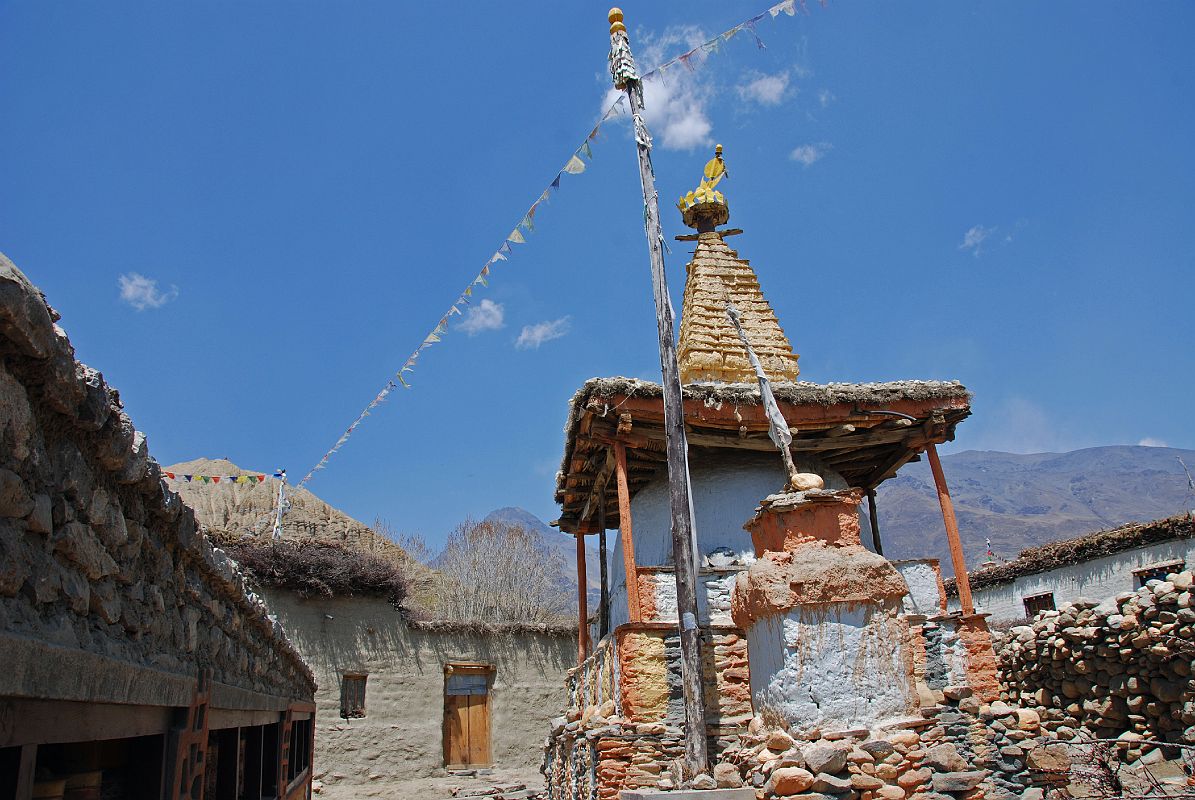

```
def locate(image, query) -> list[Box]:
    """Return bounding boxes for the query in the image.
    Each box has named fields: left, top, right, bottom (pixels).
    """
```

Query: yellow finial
left=678, top=144, right=730, bottom=229
left=609, top=8, right=626, bottom=34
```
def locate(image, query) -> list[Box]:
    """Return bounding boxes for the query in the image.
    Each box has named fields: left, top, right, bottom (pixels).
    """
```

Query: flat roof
left=555, top=377, right=971, bottom=534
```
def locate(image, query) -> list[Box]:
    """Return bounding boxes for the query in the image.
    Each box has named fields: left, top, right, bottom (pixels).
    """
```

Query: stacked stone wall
left=0, top=258, right=314, bottom=702
left=996, top=569, right=1195, bottom=762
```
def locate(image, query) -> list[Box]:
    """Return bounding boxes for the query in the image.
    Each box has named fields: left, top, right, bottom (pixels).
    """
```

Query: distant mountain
left=483, top=506, right=601, bottom=607
left=875, top=445, right=1195, bottom=574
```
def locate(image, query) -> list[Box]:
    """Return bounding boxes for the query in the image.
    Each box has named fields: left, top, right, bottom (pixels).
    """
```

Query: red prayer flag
left=211, top=476, right=220, bottom=483
left=166, top=472, right=175, bottom=479
left=257, top=475, right=265, bottom=482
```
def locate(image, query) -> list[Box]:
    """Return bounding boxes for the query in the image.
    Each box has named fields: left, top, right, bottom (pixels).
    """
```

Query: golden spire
left=608, top=7, right=626, bottom=34
left=678, top=144, right=730, bottom=230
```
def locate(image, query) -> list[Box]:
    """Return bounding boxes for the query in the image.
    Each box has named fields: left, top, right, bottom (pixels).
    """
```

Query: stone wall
left=996, top=569, right=1195, bottom=760
left=265, top=591, right=574, bottom=785
left=0, top=257, right=314, bottom=706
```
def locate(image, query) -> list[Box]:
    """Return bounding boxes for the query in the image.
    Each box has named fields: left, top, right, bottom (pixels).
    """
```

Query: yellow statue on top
left=678, top=144, right=728, bottom=212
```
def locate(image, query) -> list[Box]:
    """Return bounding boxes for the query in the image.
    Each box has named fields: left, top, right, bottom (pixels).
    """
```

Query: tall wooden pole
left=598, top=499, right=611, bottom=640
left=614, top=441, right=643, bottom=623
left=608, top=8, right=708, bottom=776
left=576, top=533, right=589, bottom=664
left=926, top=443, right=975, bottom=614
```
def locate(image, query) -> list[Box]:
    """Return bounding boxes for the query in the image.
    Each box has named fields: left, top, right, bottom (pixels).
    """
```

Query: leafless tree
left=432, top=517, right=571, bottom=624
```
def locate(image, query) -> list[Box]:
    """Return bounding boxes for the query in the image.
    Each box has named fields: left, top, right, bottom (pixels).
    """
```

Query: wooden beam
left=576, top=533, right=589, bottom=665
left=861, top=444, right=919, bottom=488
left=598, top=501, right=610, bottom=641
left=614, top=441, right=642, bottom=624
left=0, top=697, right=174, bottom=747
left=15, top=744, right=36, bottom=800
left=866, top=489, right=883, bottom=556
left=927, top=443, right=974, bottom=615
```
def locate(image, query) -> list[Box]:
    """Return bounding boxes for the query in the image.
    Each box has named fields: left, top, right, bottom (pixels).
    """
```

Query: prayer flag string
left=163, top=471, right=283, bottom=485
left=289, top=0, right=809, bottom=495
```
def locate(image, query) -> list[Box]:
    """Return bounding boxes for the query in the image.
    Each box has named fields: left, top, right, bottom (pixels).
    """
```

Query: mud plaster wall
left=894, top=559, right=945, bottom=616
left=953, top=540, right=1195, bottom=622
left=264, top=591, right=574, bottom=784
left=606, top=451, right=868, bottom=632
left=614, top=628, right=752, bottom=725
left=746, top=601, right=915, bottom=731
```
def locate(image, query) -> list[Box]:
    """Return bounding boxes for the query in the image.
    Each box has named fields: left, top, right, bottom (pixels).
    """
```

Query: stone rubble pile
left=546, top=686, right=1073, bottom=800
left=996, top=569, right=1195, bottom=764
left=719, top=688, right=1066, bottom=800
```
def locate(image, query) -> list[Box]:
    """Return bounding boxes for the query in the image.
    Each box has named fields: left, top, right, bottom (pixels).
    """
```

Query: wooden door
left=443, top=667, right=492, bottom=768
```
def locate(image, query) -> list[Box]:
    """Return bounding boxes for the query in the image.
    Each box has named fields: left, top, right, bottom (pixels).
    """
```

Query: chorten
left=675, top=145, right=801, bottom=384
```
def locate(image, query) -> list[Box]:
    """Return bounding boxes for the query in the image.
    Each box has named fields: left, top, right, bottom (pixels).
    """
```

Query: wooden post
left=608, top=9, right=708, bottom=776
left=15, top=744, right=37, bottom=800
left=576, top=532, right=589, bottom=664
left=866, top=488, right=884, bottom=556
left=598, top=499, right=611, bottom=640
left=926, top=443, right=974, bottom=614
left=614, top=441, right=642, bottom=623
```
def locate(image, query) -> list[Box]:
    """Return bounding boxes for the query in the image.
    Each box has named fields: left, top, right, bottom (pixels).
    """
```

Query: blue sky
left=2, top=2, right=1192, bottom=549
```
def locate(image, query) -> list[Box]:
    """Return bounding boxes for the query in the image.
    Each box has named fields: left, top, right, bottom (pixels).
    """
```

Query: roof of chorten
left=552, top=377, right=972, bottom=534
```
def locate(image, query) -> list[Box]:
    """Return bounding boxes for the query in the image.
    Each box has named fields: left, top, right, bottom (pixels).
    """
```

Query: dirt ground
left=314, top=765, right=545, bottom=800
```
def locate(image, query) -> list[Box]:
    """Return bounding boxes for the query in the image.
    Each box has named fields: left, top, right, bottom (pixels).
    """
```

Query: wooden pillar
left=614, top=441, right=642, bottom=622
left=15, top=744, right=37, bottom=800
left=598, top=499, right=610, bottom=640
left=575, top=532, right=589, bottom=664
left=866, top=488, right=883, bottom=555
left=926, top=443, right=974, bottom=614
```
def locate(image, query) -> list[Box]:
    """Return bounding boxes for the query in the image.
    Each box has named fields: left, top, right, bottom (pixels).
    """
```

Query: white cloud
left=818, top=88, right=836, bottom=108
left=602, top=26, right=713, bottom=151
left=458, top=299, right=505, bottom=336
left=737, top=70, right=790, bottom=106
left=118, top=272, right=178, bottom=311
left=515, top=317, right=571, bottom=350
left=790, top=142, right=831, bottom=167
left=1138, top=437, right=1170, bottom=448
left=959, top=224, right=996, bottom=256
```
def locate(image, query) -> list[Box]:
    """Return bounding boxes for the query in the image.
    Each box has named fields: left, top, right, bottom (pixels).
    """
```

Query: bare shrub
left=432, top=517, right=571, bottom=624
left=227, top=540, right=408, bottom=608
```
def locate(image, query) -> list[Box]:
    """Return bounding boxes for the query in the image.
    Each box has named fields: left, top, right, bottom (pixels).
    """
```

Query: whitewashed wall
left=950, top=539, right=1195, bottom=621
left=602, top=451, right=862, bottom=635
left=893, top=559, right=943, bottom=616
left=746, top=602, right=914, bottom=732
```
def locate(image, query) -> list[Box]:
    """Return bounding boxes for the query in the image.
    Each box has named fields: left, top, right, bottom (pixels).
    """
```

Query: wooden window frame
left=340, top=672, right=368, bottom=719
left=1022, top=591, right=1056, bottom=617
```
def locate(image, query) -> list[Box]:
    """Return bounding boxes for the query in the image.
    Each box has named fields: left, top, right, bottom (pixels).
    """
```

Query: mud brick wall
left=996, top=570, right=1195, bottom=762
left=0, top=257, right=314, bottom=702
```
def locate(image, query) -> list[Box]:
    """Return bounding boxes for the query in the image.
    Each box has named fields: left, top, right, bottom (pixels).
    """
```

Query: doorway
left=443, top=663, right=493, bottom=769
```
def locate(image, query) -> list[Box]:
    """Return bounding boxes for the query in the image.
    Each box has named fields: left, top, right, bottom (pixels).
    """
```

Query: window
left=340, top=672, right=368, bottom=719
left=1023, top=592, right=1056, bottom=617
left=1134, top=561, right=1185, bottom=589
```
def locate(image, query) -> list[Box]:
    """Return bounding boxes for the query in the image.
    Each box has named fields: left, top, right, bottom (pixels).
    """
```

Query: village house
left=946, top=514, right=1195, bottom=623
left=0, top=258, right=317, bottom=799
left=261, top=589, right=575, bottom=787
